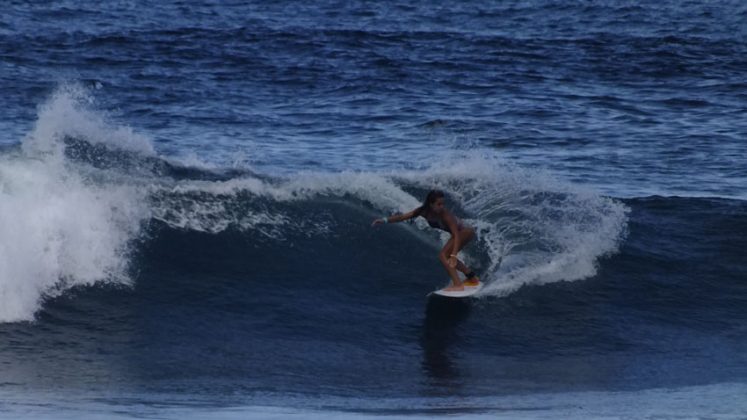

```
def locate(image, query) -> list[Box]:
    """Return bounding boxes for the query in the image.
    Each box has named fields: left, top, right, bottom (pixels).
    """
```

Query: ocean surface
left=1, top=1, right=746, bottom=418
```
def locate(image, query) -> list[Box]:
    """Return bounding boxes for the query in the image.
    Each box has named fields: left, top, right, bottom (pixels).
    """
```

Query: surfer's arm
left=371, top=209, right=417, bottom=226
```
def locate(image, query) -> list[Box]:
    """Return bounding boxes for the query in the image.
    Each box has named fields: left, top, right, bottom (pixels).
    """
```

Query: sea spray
left=0, top=86, right=151, bottom=322
left=403, top=153, right=629, bottom=296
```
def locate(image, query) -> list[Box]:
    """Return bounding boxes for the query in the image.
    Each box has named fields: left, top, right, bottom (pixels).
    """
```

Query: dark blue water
left=1, top=1, right=746, bottom=418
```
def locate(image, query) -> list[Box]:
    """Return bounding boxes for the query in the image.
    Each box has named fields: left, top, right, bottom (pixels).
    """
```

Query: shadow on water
left=420, top=296, right=472, bottom=392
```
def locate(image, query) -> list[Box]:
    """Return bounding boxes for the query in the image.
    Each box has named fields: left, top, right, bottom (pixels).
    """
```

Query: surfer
left=371, top=190, right=479, bottom=291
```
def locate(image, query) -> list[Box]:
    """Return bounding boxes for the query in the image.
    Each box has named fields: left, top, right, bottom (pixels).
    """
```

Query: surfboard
left=429, top=280, right=483, bottom=298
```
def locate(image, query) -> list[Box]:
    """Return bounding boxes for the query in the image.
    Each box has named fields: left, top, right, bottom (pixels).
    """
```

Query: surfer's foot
left=463, top=271, right=480, bottom=287
left=463, top=277, right=480, bottom=287
left=444, top=284, right=465, bottom=292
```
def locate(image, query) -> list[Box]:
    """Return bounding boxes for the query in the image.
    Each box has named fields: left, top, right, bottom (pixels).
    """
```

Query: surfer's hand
left=371, top=218, right=384, bottom=227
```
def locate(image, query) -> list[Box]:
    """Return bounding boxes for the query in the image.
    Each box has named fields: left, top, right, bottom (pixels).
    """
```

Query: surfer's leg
left=457, top=227, right=476, bottom=252
left=440, top=227, right=479, bottom=290
left=454, top=227, right=476, bottom=274
left=439, top=238, right=464, bottom=291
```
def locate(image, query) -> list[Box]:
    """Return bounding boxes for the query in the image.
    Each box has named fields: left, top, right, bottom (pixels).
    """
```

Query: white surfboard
left=430, top=280, right=483, bottom=298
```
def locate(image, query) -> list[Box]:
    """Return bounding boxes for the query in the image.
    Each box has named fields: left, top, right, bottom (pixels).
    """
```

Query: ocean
left=1, top=1, right=746, bottom=418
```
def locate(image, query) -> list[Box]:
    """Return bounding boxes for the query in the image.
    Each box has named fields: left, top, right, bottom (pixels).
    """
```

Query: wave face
left=0, top=87, right=627, bottom=323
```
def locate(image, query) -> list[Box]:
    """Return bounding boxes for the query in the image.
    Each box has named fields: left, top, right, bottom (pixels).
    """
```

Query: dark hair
left=414, top=190, right=445, bottom=218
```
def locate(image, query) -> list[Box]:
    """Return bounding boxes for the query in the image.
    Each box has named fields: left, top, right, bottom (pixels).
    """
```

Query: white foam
left=148, top=170, right=422, bottom=235
left=0, top=86, right=151, bottom=322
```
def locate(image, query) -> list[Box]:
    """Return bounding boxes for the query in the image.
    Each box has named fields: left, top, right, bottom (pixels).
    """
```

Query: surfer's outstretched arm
left=371, top=209, right=417, bottom=226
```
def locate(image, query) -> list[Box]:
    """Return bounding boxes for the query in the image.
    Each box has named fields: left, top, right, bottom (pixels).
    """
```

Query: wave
left=0, top=86, right=630, bottom=322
